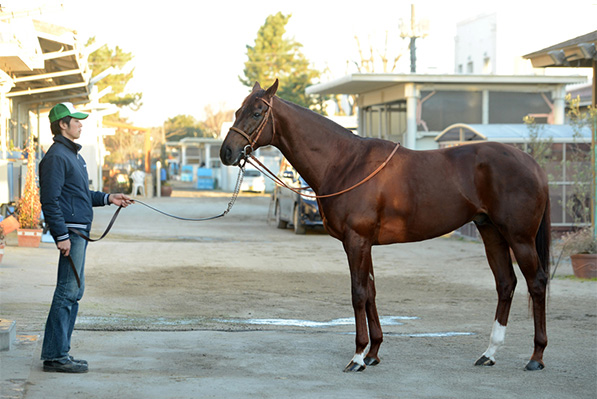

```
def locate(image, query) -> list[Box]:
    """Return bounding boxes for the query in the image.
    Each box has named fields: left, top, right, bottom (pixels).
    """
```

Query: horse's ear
left=252, top=82, right=262, bottom=92
left=265, top=79, right=278, bottom=99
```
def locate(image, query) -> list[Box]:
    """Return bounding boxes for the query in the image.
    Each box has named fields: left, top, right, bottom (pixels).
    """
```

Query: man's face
left=60, top=118, right=83, bottom=141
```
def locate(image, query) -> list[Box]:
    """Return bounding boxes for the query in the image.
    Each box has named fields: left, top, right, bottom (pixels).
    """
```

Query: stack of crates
left=180, top=165, right=194, bottom=182
left=196, top=168, right=214, bottom=190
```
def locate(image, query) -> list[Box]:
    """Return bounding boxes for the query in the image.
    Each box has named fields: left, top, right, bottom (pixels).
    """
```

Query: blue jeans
left=41, top=231, right=88, bottom=362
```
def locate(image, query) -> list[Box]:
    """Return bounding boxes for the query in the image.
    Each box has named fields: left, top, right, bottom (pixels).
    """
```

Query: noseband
left=228, top=97, right=275, bottom=157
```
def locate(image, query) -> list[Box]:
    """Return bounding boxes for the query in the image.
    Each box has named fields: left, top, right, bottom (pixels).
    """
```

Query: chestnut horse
left=220, top=80, right=550, bottom=372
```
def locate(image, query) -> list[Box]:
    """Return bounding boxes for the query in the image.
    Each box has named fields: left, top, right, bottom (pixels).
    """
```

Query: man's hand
left=109, top=193, right=134, bottom=207
left=57, top=239, right=71, bottom=257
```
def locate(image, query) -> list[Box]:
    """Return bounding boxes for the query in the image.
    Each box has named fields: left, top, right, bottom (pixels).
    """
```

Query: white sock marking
left=351, top=342, right=370, bottom=367
left=482, top=320, right=506, bottom=361
left=351, top=352, right=366, bottom=366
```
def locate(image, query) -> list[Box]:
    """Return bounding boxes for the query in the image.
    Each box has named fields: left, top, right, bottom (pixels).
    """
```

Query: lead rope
left=65, top=165, right=246, bottom=287
left=133, top=163, right=245, bottom=221
left=245, top=142, right=400, bottom=199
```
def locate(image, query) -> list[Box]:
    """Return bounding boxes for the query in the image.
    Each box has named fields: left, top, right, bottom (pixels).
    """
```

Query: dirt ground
left=1, top=187, right=596, bottom=398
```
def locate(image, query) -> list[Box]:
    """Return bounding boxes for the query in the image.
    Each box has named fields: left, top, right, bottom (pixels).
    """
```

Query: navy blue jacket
left=39, top=135, right=109, bottom=242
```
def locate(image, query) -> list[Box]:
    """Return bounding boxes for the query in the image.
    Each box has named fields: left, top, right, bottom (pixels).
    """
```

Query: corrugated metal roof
left=524, top=31, right=597, bottom=58
left=436, top=123, right=592, bottom=143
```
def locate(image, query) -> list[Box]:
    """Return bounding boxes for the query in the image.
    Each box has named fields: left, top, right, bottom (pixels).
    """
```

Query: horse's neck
left=272, top=98, right=358, bottom=192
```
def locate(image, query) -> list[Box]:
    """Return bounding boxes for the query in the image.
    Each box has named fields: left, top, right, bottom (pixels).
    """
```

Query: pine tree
left=240, top=12, right=321, bottom=110
left=86, top=37, right=142, bottom=110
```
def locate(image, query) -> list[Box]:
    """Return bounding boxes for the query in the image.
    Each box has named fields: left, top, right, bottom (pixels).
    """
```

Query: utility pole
left=400, top=4, right=429, bottom=73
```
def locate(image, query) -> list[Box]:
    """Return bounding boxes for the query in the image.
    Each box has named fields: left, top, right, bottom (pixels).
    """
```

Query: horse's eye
left=253, top=112, right=261, bottom=119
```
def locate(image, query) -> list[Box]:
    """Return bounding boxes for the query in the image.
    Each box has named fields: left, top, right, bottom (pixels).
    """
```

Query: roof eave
left=306, top=73, right=587, bottom=96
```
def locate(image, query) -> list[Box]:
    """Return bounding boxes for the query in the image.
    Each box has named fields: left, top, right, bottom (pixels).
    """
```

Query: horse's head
left=220, top=80, right=278, bottom=166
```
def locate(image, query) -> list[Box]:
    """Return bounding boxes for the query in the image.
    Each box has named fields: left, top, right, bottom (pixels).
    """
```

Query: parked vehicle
left=272, top=162, right=323, bottom=234
left=240, top=169, right=266, bottom=193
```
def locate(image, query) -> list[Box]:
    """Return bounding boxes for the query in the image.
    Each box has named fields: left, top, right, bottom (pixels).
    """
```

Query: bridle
left=228, top=97, right=275, bottom=159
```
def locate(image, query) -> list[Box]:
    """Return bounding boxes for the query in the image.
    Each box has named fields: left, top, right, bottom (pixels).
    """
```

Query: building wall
left=454, top=12, right=535, bottom=76
left=455, top=13, right=497, bottom=74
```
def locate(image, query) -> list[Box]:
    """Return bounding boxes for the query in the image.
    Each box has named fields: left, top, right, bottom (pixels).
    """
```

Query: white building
left=454, top=12, right=537, bottom=76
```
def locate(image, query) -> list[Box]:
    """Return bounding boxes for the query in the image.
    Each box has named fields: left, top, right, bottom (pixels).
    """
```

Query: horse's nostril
left=220, top=146, right=231, bottom=165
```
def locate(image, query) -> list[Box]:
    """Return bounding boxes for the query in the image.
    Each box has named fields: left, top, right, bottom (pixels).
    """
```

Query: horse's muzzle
left=220, top=145, right=243, bottom=166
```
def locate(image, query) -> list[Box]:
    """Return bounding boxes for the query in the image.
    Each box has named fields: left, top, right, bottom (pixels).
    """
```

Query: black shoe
left=43, top=359, right=88, bottom=373
left=69, top=356, right=88, bottom=365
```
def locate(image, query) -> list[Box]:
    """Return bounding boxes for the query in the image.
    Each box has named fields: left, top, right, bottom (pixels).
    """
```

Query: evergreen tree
left=86, top=37, right=142, bottom=110
left=85, top=38, right=144, bottom=166
left=240, top=12, right=321, bottom=110
left=164, top=114, right=203, bottom=142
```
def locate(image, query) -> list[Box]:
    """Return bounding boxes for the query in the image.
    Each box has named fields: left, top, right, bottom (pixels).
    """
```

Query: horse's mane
left=275, top=96, right=358, bottom=141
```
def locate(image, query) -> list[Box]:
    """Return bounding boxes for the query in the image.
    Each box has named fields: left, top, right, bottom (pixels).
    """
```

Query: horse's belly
left=377, top=221, right=465, bottom=244
left=376, top=205, right=475, bottom=244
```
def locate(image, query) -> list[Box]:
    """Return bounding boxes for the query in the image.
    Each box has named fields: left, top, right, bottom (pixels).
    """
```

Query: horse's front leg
left=364, top=269, right=382, bottom=366
left=342, top=233, right=381, bottom=372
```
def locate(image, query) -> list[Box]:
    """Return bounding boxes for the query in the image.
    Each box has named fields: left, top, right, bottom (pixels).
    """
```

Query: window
left=420, top=91, right=482, bottom=131
left=489, top=92, right=552, bottom=123
left=483, top=55, right=491, bottom=74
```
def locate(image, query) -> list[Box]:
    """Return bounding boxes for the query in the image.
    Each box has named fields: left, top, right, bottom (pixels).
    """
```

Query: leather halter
left=228, top=97, right=275, bottom=155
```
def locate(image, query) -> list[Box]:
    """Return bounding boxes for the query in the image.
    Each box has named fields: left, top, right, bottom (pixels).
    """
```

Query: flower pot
left=570, top=254, right=597, bottom=279
left=0, top=215, right=19, bottom=234
left=17, top=228, right=43, bottom=248
left=161, top=185, right=172, bottom=197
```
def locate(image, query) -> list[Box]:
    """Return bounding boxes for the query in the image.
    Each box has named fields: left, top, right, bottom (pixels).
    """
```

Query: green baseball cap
left=49, top=102, right=89, bottom=123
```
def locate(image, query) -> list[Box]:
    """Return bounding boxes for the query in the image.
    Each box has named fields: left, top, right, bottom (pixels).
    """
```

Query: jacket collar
left=54, top=134, right=82, bottom=154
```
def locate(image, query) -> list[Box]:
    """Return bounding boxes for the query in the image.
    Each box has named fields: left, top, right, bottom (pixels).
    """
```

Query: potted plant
left=160, top=180, right=172, bottom=197
left=16, top=137, right=43, bottom=248
left=557, top=95, right=597, bottom=279
left=560, top=228, right=597, bottom=279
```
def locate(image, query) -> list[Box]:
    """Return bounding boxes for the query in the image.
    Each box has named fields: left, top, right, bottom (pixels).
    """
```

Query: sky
left=9, top=0, right=597, bottom=127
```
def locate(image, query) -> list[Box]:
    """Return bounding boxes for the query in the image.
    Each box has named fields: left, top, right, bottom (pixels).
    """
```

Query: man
left=39, top=102, right=133, bottom=373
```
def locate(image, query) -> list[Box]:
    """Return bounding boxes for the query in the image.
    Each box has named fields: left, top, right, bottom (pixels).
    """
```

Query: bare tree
left=201, top=103, right=234, bottom=138
left=353, top=32, right=406, bottom=73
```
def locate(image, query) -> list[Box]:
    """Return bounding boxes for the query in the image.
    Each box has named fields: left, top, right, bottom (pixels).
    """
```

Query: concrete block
left=0, top=319, right=16, bottom=351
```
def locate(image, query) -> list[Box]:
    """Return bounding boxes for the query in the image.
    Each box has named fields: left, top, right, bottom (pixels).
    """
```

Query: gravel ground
left=1, top=187, right=595, bottom=398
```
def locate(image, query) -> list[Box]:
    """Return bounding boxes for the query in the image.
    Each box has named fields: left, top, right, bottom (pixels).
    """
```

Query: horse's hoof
left=525, top=360, right=545, bottom=371
left=343, top=361, right=366, bottom=372
left=474, top=355, right=495, bottom=366
left=364, top=356, right=380, bottom=366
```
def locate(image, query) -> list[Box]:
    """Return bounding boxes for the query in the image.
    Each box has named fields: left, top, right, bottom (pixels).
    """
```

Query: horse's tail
left=536, top=196, right=551, bottom=281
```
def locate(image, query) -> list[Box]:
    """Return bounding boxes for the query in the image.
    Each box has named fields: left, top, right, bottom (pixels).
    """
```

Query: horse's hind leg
left=510, top=240, right=548, bottom=370
left=475, top=223, right=517, bottom=367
